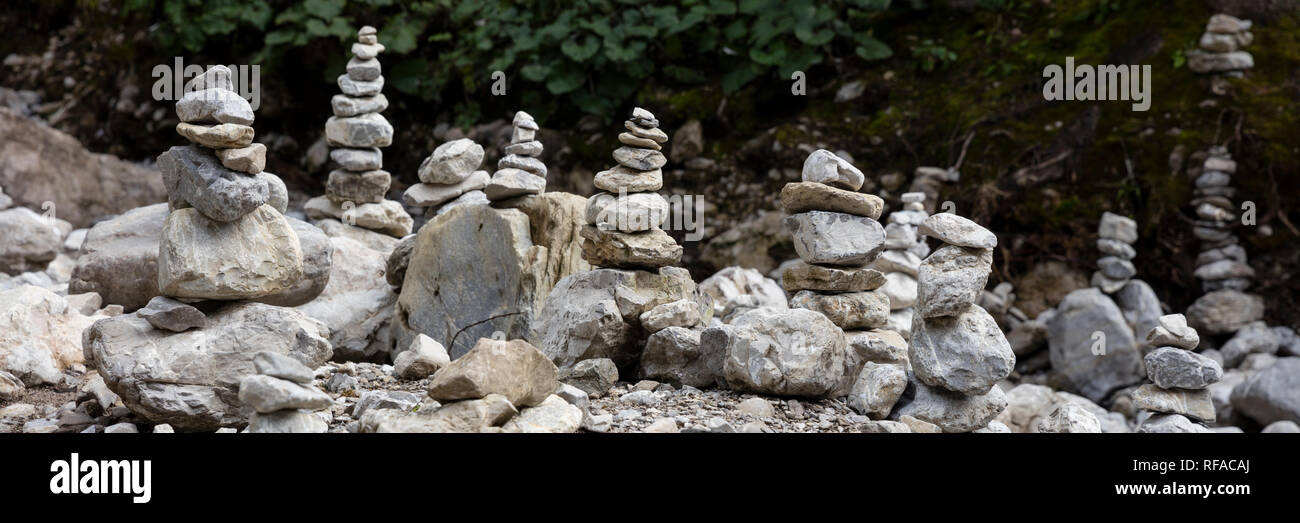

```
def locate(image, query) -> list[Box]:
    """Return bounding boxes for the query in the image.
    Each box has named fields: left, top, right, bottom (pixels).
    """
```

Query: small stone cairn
left=1134, top=314, right=1221, bottom=431
left=900, top=212, right=1014, bottom=432
left=403, top=137, right=489, bottom=217
left=305, top=25, right=412, bottom=238
left=1188, top=14, right=1254, bottom=75
left=485, top=111, right=547, bottom=201
left=1091, top=212, right=1138, bottom=293
left=158, top=65, right=303, bottom=302
left=582, top=107, right=681, bottom=269
left=779, top=149, right=890, bottom=333
left=238, top=352, right=332, bottom=433
left=1190, top=147, right=1253, bottom=293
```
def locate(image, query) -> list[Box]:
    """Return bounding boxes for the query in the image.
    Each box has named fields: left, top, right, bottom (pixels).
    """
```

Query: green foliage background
left=122, top=0, right=897, bottom=124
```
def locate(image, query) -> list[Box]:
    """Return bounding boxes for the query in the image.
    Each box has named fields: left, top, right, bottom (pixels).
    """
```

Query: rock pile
left=485, top=111, right=547, bottom=201
left=777, top=149, right=898, bottom=400
left=1188, top=147, right=1253, bottom=293
left=1134, top=314, right=1220, bottom=432
left=1091, top=212, right=1138, bottom=293
left=780, top=149, right=887, bottom=332
left=81, top=65, right=337, bottom=431
left=305, top=26, right=412, bottom=238
left=1182, top=146, right=1270, bottom=367
left=582, top=107, right=680, bottom=269
left=239, top=352, right=332, bottom=433
left=158, top=65, right=303, bottom=301
left=894, top=212, right=1013, bottom=432
left=1188, top=14, right=1254, bottom=75
left=869, top=190, right=930, bottom=338
left=403, top=137, right=488, bottom=217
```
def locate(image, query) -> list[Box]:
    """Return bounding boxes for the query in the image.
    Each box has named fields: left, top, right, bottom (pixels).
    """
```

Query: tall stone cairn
left=158, top=65, right=304, bottom=301
left=403, top=137, right=489, bottom=217
left=899, top=212, right=1014, bottom=432
left=1091, top=211, right=1138, bottom=293
left=1134, top=314, right=1220, bottom=432
left=869, top=191, right=930, bottom=338
left=779, top=149, right=889, bottom=332
left=1187, top=14, right=1254, bottom=75
left=1189, top=147, right=1253, bottom=293
left=581, top=107, right=681, bottom=269
left=305, top=25, right=412, bottom=238
left=485, top=111, right=547, bottom=201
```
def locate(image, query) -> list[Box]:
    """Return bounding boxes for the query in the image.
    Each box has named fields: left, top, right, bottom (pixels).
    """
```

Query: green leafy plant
left=122, top=0, right=901, bottom=120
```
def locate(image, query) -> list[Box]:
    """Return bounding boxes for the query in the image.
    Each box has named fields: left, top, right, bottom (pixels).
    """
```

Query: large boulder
left=639, top=327, right=722, bottom=388
left=1186, top=289, right=1265, bottom=335
left=0, top=206, right=66, bottom=274
left=895, top=378, right=1007, bottom=433
left=294, top=237, right=394, bottom=362
left=1230, top=357, right=1300, bottom=426
left=0, top=285, right=104, bottom=384
left=0, top=106, right=167, bottom=228
left=158, top=205, right=304, bottom=300
left=426, top=338, right=557, bottom=408
left=69, top=204, right=169, bottom=311
left=909, top=304, right=1014, bottom=395
left=84, top=302, right=333, bottom=430
left=256, top=218, right=333, bottom=307
left=393, top=193, right=588, bottom=359
left=715, top=307, right=847, bottom=398
left=1113, top=279, right=1163, bottom=350
left=1047, top=288, right=1145, bottom=402
left=70, top=205, right=324, bottom=311
left=535, top=266, right=702, bottom=371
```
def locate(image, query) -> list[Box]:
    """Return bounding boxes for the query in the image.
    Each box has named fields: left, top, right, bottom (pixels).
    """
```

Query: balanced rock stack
left=485, top=111, right=547, bottom=201
left=780, top=149, right=889, bottom=334
left=1189, top=147, right=1253, bottom=293
left=582, top=107, right=681, bottom=269
left=403, top=138, right=489, bottom=217
left=1188, top=14, right=1254, bottom=75
left=896, top=212, right=1014, bottom=432
left=1091, top=212, right=1139, bottom=293
left=305, top=25, right=412, bottom=238
left=238, top=352, right=332, bottom=433
left=870, top=191, right=930, bottom=338
left=158, top=66, right=304, bottom=301
left=1134, top=314, right=1221, bottom=432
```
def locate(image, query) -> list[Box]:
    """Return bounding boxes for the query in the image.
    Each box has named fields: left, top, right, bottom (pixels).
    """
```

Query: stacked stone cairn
left=582, top=108, right=681, bottom=269
left=1091, top=212, right=1139, bottom=293
left=485, top=111, right=547, bottom=201
left=780, top=149, right=889, bottom=336
left=305, top=25, right=412, bottom=238
left=1188, top=14, right=1254, bottom=75
left=403, top=138, right=489, bottom=217
left=1183, top=147, right=1270, bottom=370
left=159, top=65, right=303, bottom=302
left=870, top=191, right=930, bottom=338
left=779, top=150, right=916, bottom=410
left=895, top=212, right=1015, bottom=432
left=1134, top=314, right=1221, bottom=432
left=1189, top=148, right=1253, bottom=293
left=238, top=352, right=332, bottom=433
